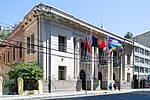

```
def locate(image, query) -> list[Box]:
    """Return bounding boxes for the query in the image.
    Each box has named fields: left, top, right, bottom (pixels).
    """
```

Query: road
left=44, top=91, right=150, bottom=100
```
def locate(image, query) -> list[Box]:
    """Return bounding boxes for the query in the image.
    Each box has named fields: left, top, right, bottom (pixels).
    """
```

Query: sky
left=0, top=0, right=150, bottom=37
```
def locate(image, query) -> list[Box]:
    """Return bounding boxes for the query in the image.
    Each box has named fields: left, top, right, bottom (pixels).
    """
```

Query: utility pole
left=118, top=56, right=122, bottom=91
left=132, top=38, right=135, bottom=89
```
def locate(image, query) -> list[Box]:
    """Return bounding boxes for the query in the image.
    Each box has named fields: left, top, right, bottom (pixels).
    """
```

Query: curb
left=1, top=89, right=150, bottom=100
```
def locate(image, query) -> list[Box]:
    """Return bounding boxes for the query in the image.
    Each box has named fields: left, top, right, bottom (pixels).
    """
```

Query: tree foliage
left=8, top=62, right=43, bottom=81
left=0, top=29, right=11, bottom=41
left=124, top=32, right=133, bottom=39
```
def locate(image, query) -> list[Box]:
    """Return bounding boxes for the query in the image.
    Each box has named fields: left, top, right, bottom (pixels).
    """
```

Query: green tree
left=124, top=32, right=133, bottom=39
left=0, top=29, right=11, bottom=41
left=8, top=62, right=43, bottom=90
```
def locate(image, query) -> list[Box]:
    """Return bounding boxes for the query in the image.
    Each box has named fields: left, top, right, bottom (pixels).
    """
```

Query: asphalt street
left=44, top=91, right=150, bottom=100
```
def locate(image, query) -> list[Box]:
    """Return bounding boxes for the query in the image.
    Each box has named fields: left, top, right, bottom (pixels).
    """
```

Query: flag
left=92, top=36, right=106, bottom=49
left=107, top=37, right=122, bottom=54
left=91, top=36, right=98, bottom=47
left=108, top=44, right=116, bottom=53
left=85, top=36, right=91, bottom=53
left=108, top=37, right=122, bottom=47
left=98, top=40, right=106, bottom=49
left=118, top=47, right=124, bottom=58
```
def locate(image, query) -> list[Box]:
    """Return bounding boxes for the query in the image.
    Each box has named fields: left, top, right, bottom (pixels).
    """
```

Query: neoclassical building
left=0, top=4, right=133, bottom=94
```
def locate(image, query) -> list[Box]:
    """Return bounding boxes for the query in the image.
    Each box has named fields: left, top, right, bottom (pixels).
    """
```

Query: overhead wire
left=0, top=21, right=120, bottom=64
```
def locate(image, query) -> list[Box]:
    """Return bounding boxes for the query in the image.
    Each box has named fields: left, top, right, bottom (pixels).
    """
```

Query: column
left=95, top=47, right=100, bottom=90
left=110, top=52, right=113, bottom=80
left=95, top=48, right=99, bottom=79
left=0, top=77, right=3, bottom=95
left=18, top=77, right=23, bottom=95
left=38, top=80, right=43, bottom=94
left=75, top=38, right=80, bottom=79
left=106, top=55, right=110, bottom=89
left=106, top=53, right=113, bottom=89
left=91, top=47, right=95, bottom=91
left=119, top=57, right=122, bottom=90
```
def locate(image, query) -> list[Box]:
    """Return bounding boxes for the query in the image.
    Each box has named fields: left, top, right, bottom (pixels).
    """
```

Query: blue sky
left=0, top=0, right=150, bottom=37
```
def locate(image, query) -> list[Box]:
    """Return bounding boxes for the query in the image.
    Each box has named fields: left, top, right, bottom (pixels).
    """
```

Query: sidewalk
left=0, top=89, right=150, bottom=100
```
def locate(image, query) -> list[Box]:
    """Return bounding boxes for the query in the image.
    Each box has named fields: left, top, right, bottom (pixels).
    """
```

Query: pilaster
left=75, top=38, right=80, bottom=79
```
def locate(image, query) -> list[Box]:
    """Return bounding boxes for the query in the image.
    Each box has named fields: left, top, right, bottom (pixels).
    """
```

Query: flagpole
left=85, top=30, right=92, bottom=94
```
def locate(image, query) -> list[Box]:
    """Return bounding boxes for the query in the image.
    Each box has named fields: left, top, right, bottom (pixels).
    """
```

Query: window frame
left=19, top=43, right=22, bottom=58
left=31, top=34, right=35, bottom=53
left=145, top=50, right=149, bottom=56
left=13, top=47, right=15, bottom=60
left=140, top=57, right=144, bottom=64
left=58, top=66, right=66, bottom=80
left=140, top=48, right=144, bottom=55
left=127, top=55, right=131, bottom=65
left=27, top=36, right=30, bottom=54
left=58, top=35, right=67, bottom=52
left=7, top=51, right=9, bottom=62
left=135, top=56, right=139, bottom=62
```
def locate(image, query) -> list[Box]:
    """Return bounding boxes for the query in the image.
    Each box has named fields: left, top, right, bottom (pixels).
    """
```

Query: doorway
left=113, top=73, right=116, bottom=81
left=80, top=70, right=86, bottom=90
left=98, top=71, right=102, bottom=89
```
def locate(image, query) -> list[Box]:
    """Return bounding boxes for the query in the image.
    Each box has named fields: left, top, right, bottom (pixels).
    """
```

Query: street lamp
left=138, top=66, right=140, bottom=90
left=85, top=56, right=91, bottom=94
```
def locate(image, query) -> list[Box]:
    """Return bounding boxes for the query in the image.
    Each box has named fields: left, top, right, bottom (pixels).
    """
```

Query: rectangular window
left=31, top=34, right=35, bottom=53
left=135, top=66, right=139, bottom=72
left=127, top=73, right=130, bottom=82
left=135, top=46, right=139, bottom=53
left=149, top=69, right=150, bottom=73
left=140, top=57, right=144, bottom=64
left=140, top=67, right=144, bottom=73
left=13, top=47, right=15, bottom=60
left=80, top=42, right=87, bottom=61
left=148, top=60, right=150, bottom=65
left=145, top=68, right=148, bottom=73
left=27, top=37, right=30, bottom=54
left=135, top=56, right=139, bottom=62
left=145, top=50, right=149, bottom=56
left=127, top=55, right=131, bottom=64
left=58, top=66, right=66, bottom=80
left=99, top=48, right=107, bottom=65
left=7, top=51, right=9, bottom=62
left=140, top=48, right=144, bottom=55
left=19, top=43, right=22, bottom=58
left=145, top=59, right=148, bottom=65
left=113, top=52, right=118, bottom=67
left=3, top=54, right=5, bottom=62
left=58, top=35, right=66, bottom=52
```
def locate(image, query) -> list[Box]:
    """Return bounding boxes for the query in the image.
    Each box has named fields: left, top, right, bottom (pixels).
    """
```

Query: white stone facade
left=0, top=3, right=134, bottom=93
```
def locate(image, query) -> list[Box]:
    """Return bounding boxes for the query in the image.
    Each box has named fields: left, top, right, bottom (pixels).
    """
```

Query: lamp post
left=138, top=66, right=140, bottom=90
left=85, top=62, right=88, bottom=94
left=85, top=50, right=92, bottom=94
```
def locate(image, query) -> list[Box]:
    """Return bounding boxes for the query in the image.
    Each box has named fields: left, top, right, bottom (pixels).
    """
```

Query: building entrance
left=113, top=73, right=116, bottom=81
left=98, top=71, right=102, bottom=89
left=80, top=70, right=86, bottom=90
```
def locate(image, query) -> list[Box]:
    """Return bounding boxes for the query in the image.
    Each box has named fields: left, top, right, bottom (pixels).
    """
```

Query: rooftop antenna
left=98, top=0, right=104, bottom=28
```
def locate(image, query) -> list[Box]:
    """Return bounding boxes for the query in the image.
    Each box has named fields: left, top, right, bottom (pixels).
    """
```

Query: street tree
left=0, top=29, right=11, bottom=41
left=8, top=62, right=43, bottom=90
left=124, top=32, right=133, bottom=39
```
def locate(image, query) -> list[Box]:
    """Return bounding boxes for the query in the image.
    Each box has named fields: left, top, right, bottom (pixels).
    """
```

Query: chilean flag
left=85, top=36, right=92, bottom=53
